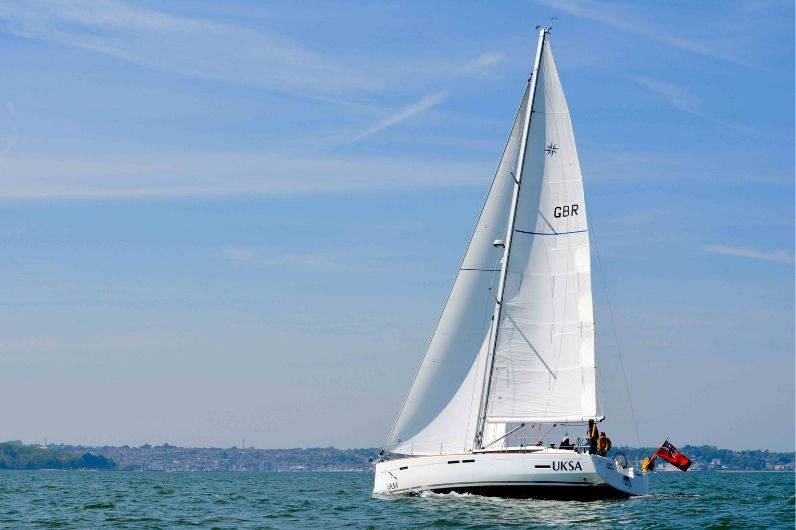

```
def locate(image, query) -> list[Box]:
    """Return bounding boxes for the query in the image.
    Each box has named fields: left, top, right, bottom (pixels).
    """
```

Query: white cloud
left=0, top=0, right=377, bottom=105
left=0, top=102, right=18, bottom=170
left=220, top=246, right=262, bottom=265
left=535, top=0, right=757, bottom=69
left=220, top=246, right=335, bottom=269
left=0, top=149, right=489, bottom=199
left=350, top=91, right=448, bottom=142
left=456, top=52, right=504, bottom=76
left=633, top=77, right=743, bottom=130
left=702, top=244, right=794, bottom=264
left=634, top=78, right=700, bottom=113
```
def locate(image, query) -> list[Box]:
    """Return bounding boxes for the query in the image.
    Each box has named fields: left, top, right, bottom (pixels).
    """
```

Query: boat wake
left=416, top=490, right=475, bottom=499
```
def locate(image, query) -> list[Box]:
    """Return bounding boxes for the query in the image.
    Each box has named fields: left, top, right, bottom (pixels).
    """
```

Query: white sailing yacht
left=373, top=28, right=649, bottom=499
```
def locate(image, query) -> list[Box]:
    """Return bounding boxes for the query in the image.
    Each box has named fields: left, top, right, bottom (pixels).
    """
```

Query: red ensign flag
left=654, top=440, right=692, bottom=471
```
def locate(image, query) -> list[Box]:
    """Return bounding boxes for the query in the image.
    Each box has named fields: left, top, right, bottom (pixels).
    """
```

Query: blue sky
left=0, top=0, right=792, bottom=451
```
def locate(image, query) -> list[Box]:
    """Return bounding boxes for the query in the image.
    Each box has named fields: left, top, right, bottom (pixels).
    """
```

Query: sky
left=0, top=0, right=793, bottom=452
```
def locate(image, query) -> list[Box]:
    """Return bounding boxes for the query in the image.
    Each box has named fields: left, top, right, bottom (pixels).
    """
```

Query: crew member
left=587, top=419, right=598, bottom=455
left=597, top=432, right=607, bottom=456
left=560, top=436, right=574, bottom=450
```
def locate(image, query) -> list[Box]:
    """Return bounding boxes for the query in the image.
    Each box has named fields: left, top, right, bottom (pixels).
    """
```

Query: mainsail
left=385, top=32, right=599, bottom=455
left=484, top=41, right=598, bottom=426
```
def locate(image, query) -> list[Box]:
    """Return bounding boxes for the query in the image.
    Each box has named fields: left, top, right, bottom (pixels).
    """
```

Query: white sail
left=390, top=334, right=490, bottom=454
left=485, top=41, right=599, bottom=424
left=374, top=29, right=650, bottom=500
left=385, top=87, right=531, bottom=454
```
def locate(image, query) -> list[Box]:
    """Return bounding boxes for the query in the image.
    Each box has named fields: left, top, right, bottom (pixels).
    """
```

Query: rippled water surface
left=0, top=471, right=793, bottom=529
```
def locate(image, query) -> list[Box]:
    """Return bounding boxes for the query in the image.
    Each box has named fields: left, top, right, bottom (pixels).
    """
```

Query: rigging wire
left=588, top=217, right=642, bottom=447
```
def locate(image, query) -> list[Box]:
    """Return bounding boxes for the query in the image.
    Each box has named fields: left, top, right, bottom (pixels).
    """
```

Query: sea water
left=0, top=471, right=793, bottom=529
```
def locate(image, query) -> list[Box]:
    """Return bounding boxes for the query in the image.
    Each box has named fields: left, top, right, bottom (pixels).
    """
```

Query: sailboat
left=373, top=28, right=649, bottom=499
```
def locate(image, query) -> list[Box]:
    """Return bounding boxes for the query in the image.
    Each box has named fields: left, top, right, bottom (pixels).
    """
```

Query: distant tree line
left=610, top=445, right=793, bottom=470
left=0, top=441, right=116, bottom=470
left=2, top=441, right=791, bottom=472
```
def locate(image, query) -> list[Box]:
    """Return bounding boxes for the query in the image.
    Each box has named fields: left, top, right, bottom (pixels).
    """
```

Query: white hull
left=373, top=449, right=648, bottom=500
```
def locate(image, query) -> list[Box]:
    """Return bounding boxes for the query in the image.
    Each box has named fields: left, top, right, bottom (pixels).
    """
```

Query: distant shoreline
left=2, top=441, right=793, bottom=472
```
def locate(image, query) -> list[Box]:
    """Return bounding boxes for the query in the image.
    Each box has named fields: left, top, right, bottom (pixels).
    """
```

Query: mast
left=475, top=27, right=549, bottom=449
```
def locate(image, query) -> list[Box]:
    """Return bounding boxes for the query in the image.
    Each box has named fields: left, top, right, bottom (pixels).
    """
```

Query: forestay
left=385, top=87, right=531, bottom=455
left=485, top=41, right=599, bottom=425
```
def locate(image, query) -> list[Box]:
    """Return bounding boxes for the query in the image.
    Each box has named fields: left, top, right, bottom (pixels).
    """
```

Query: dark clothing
left=587, top=424, right=598, bottom=455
